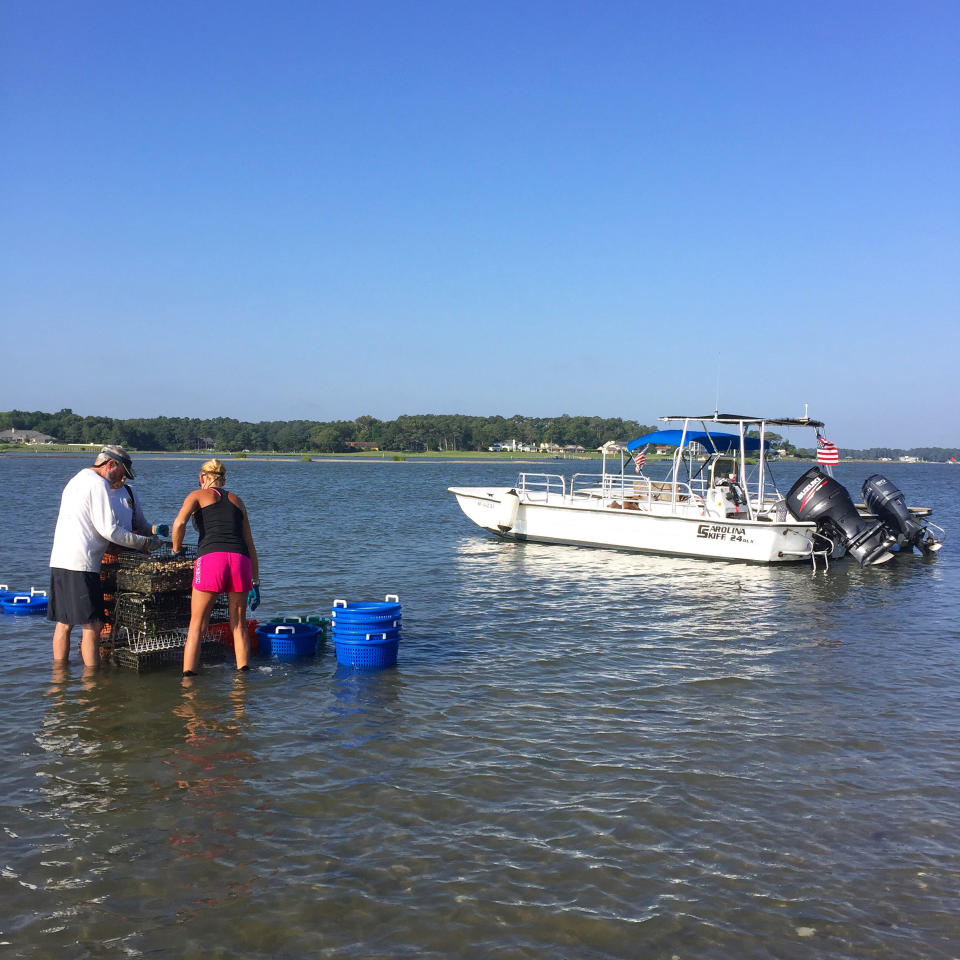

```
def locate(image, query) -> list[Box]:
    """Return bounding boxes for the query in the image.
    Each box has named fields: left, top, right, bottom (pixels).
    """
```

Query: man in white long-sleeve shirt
left=48, top=446, right=151, bottom=666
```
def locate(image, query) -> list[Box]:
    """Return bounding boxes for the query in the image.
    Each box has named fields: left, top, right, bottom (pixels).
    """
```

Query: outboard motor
left=786, top=467, right=895, bottom=565
left=862, top=475, right=940, bottom=554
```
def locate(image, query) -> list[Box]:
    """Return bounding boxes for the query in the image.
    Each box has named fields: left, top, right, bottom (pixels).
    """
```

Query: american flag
left=633, top=446, right=647, bottom=473
left=816, top=433, right=839, bottom=465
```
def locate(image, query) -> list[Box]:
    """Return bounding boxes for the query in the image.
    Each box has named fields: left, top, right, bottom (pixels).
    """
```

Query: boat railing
left=572, top=473, right=702, bottom=509
left=517, top=473, right=567, bottom=502
left=733, top=478, right=788, bottom=518
left=569, top=472, right=607, bottom=499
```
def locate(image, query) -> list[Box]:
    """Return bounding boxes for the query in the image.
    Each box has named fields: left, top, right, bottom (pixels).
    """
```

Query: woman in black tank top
left=195, top=487, right=249, bottom=557
left=171, top=459, right=260, bottom=676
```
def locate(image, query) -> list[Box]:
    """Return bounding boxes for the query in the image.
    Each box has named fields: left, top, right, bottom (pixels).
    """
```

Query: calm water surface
left=1, top=455, right=958, bottom=959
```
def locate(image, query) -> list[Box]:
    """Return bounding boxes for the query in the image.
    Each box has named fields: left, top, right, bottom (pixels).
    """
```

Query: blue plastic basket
left=331, top=614, right=401, bottom=632
left=331, top=620, right=401, bottom=637
left=1, top=592, right=48, bottom=615
left=334, top=636, right=399, bottom=669
left=331, top=598, right=401, bottom=619
left=267, top=615, right=331, bottom=640
left=255, top=623, right=320, bottom=656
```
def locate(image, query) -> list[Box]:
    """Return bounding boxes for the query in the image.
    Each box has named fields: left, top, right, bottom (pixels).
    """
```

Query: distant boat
left=450, top=412, right=944, bottom=568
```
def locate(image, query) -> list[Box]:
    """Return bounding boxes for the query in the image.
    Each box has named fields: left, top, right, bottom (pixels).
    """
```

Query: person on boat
left=48, top=445, right=153, bottom=667
left=171, top=459, right=260, bottom=677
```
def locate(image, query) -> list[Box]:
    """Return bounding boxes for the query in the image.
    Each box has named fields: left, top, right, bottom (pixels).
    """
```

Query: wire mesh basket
left=113, top=637, right=225, bottom=671
left=116, top=546, right=195, bottom=594
left=114, top=627, right=187, bottom=654
left=102, top=591, right=116, bottom=624
left=113, top=644, right=183, bottom=671
left=204, top=619, right=259, bottom=648
left=114, top=592, right=191, bottom=637
left=100, top=553, right=118, bottom=591
left=208, top=593, right=230, bottom=624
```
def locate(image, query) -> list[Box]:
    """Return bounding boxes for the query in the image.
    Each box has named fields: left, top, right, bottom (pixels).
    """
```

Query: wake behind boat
left=449, top=413, right=944, bottom=568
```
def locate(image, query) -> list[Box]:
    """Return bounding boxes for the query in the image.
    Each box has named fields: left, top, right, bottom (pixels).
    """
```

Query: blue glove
left=248, top=582, right=261, bottom=611
left=152, top=523, right=170, bottom=537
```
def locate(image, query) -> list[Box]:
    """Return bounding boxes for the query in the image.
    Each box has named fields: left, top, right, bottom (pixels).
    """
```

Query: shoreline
left=0, top=449, right=947, bottom=465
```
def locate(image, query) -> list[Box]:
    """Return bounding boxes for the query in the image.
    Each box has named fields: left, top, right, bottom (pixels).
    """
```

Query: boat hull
left=449, top=487, right=817, bottom=564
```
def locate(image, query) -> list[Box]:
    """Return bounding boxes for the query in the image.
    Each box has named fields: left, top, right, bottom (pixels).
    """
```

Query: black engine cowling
left=862, top=474, right=926, bottom=551
left=786, top=467, right=894, bottom=565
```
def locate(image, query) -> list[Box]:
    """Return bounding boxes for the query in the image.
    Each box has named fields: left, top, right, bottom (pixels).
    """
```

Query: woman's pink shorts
left=193, top=552, right=253, bottom=593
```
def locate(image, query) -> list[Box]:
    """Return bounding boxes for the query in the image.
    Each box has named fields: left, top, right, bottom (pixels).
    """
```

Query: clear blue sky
left=2, top=0, right=957, bottom=447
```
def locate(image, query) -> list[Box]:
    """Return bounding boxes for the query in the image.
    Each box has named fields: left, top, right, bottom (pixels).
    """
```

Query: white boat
left=449, top=413, right=944, bottom=568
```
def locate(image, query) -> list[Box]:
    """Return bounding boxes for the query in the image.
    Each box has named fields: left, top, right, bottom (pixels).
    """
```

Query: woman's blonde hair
left=200, top=458, right=226, bottom=481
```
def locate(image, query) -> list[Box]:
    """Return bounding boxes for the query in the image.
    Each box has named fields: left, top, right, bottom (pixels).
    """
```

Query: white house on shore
left=488, top=439, right=536, bottom=452
left=0, top=428, right=56, bottom=444
left=597, top=440, right=629, bottom=456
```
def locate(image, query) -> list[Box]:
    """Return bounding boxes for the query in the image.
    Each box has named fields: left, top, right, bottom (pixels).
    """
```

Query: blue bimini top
left=626, top=430, right=763, bottom=453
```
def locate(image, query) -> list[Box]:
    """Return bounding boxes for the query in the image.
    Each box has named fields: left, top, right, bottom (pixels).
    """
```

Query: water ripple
left=0, top=458, right=958, bottom=957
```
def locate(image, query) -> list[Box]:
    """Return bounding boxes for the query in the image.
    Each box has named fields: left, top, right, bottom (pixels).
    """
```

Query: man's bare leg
left=79, top=622, right=101, bottom=667
left=52, top=622, right=72, bottom=661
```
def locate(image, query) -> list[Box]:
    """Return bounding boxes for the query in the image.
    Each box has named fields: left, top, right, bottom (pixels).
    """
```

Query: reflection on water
left=453, top=534, right=813, bottom=657
left=453, top=527, right=948, bottom=650
left=1, top=457, right=958, bottom=958
left=175, top=675, right=250, bottom=740
left=165, top=678, right=257, bottom=910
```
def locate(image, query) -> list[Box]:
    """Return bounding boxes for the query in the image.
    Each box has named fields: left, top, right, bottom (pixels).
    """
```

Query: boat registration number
left=696, top=523, right=752, bottom=543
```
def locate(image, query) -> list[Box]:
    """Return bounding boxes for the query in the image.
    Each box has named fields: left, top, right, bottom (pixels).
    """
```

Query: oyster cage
left=116, top=546, right=195, bottom=594
left=114, top=592, right=191, bottom=636
left=100, top=555, right=118, bottom=592
left=209, top=593, right=229, bottom=624
left=114, top=627, right=187, bottom=654
left=113, top=637, right=225, bottom=672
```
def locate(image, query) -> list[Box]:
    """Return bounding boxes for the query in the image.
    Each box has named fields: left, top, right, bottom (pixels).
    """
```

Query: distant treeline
left=2, top=409, right=956, bottom=461
left=0, top=408, right=654, bottom=454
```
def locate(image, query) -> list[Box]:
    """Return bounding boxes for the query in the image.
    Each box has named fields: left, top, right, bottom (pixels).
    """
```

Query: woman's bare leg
left=228, top=591, right=250, bottom=669
left=182, top=590, right=217, bottom=674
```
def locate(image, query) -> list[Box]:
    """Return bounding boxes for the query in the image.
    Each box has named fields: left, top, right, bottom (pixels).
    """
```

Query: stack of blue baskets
left=331, top=595, right=401, bottom=669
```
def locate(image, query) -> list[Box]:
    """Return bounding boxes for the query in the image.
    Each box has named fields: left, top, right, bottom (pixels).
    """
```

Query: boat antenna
left=714, top=355, right=721, bottom=418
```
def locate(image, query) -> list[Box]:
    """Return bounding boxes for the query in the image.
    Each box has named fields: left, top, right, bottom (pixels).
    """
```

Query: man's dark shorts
left=47, top=568, right=104, bottom=626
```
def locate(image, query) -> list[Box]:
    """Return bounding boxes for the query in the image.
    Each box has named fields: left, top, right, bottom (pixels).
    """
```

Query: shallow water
left=1, top=455, right=958, bottom=958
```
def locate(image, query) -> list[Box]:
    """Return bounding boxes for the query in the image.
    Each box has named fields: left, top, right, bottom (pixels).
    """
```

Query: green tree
left=310, top=421, right=353, bottom=452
